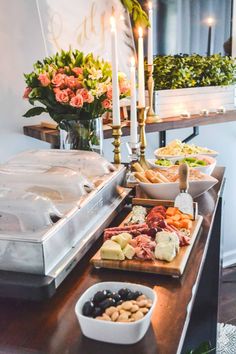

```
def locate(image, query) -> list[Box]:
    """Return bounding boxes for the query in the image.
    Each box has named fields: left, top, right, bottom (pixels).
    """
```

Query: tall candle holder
left=147, top=64, right=159, bottom=122
left=138, top=107, right=149, bottom=169
left=112, top=125, right=122, bottom=165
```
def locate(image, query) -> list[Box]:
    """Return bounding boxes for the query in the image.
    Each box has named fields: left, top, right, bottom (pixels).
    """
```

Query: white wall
left=0, top=0, right=235, bottom=266
left=0, top=0, right=50, bottom=163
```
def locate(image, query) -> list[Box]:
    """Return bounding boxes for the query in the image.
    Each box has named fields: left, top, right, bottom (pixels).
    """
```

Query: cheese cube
left=100, top=240, right=125, bottom=261
left=123, top=244, right=135, bottom=260
left=111, top=233, right=132, bottom=249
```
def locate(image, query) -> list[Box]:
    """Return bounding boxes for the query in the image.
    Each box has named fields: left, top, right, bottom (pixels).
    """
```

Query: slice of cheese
left=100, top=240, right=125, bottom=261
left=156, top=231, right=180, bottom=253
left=123, top=244, right=135, bottom=260
left=155, top=242, right=176, bottom=262
left=111, top=233, right=132, bottom=249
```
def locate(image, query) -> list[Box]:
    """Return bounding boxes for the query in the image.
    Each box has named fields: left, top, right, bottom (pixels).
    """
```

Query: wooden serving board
left=91, top=199, right=203, bottom=277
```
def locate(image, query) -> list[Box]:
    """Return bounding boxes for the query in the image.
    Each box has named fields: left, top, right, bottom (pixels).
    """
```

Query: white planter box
left=145, top=85, right=236, bottom=118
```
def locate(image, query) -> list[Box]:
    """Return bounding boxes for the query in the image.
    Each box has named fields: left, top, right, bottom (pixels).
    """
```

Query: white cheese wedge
left=155, top=242, right=177, bottom=262
left=111, top=233, right=132, bottom=249
left=129, top=206, right=147, bottom=224
left=123, top=244, right=135, bottom=260
left=156, top=231, right=180, bottom=253
left=100, top=240, right=125, bottom=261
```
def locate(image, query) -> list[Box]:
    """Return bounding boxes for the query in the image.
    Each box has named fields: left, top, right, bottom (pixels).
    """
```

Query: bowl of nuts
left=75, top=281, right=157, bottom=344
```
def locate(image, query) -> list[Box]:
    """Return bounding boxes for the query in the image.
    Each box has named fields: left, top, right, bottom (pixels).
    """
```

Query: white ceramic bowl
left=147, top=157, right=216, bottom=176
left=138, top=178, right=218, bottom=200
left=75, top=281, right=157, bottom=344
left=154, top=150, right=219, bottom=160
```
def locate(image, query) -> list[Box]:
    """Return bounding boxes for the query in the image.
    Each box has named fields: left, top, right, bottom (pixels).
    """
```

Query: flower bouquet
left=23, top=49, right=130, bottom=151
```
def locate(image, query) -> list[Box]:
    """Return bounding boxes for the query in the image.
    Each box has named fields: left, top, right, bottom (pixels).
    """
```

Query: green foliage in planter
left=149, top=54, right=236, bottom=90
left=121, top=0, right=149, bottom=27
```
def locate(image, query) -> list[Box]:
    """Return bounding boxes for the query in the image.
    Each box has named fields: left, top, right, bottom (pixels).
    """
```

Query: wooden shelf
left=23, top=110, right=236, bottom=147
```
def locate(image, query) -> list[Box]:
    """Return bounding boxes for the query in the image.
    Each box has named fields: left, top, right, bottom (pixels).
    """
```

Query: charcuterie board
left=91, top=199, right=203, bottom=277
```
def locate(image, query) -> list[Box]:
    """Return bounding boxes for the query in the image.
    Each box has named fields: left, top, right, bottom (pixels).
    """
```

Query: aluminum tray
left=0, top=164, right=127, bottom=275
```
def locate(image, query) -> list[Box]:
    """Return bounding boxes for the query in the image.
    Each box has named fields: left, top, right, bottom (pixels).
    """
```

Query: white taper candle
left=130, top=57, right=138, bottom=145
left=110, top=16, right=120, bottom=125
left=138, top=27, right=145, bottom=108
left=148, top=2, right=153, bottom=65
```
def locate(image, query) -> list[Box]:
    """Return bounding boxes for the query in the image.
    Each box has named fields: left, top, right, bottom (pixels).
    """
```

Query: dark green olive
left=82, top=301, right=95, bottom=317
left=133, top=291, right=143, bottom=299
left=127, top=291, right=136, bottom=300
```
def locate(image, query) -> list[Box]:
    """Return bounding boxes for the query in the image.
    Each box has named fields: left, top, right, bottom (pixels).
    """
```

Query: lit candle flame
left=130, top=56, right=135, bottom=67
left=110, top=16, right=116, bottom=31
left=148, top=1, right=152, bottom=10
left=138, top=27, right=143, bottom=38
left=206, top=17, right=214, bottom=26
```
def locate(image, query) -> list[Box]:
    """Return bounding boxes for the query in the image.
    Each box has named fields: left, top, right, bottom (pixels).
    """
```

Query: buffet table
left=0, top=167, right=225, bottom=354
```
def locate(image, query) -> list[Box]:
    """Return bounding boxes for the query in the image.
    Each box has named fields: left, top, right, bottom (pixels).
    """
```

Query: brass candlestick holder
left=138, top=107, right=149, bottom=170
left=112, top=125, right=122, bottom=165
left=147, top=64, right=160, bottom=123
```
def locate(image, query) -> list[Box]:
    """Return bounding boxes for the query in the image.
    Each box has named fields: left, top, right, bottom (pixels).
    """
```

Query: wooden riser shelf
left=23, top=110, right=236, bottom=147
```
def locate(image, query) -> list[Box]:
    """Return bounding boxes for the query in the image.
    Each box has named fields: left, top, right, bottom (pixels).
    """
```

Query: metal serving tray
left=0, top=151, right=128, bottom=276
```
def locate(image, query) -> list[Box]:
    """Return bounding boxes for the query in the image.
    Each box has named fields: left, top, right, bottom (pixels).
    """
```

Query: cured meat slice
left=104, top=224, right=149, bottom=240
left=165, top=224, right=191, bottom=246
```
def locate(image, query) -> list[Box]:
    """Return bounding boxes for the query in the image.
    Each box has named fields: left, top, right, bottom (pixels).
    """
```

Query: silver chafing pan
left=0, top=150, right=129, bottom=281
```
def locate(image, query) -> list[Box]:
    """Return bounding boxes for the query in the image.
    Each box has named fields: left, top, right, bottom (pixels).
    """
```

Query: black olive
left=133, top=291, right=143, bottom=299
left=109, top=292, right=121, bottom=303
left=93, top=290, right=108, bottom=304
left=99, top=298, right=116, bottom=310
left=116, top=300, right=123, bottom=306
left=82, top=301, right=95, bottom=317
left=118, top=288, right=130, bottom=300
left=93, top=307, right=103, bottom=318
left=126, top=291, right=136, bottom=300
left=105, top=289, right=113, bottom=298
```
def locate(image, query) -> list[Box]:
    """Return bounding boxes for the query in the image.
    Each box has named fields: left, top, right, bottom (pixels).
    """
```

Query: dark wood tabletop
left=23, top=110, right=236, bottom=146
left=0, top=167, right=225, bottom=354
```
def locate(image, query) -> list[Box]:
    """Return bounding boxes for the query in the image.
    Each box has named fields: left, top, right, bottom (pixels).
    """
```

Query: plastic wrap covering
left=7, top=150, right=115, bottom=179
left=0, top=192, right=62, bottom=238
left=0, top=169, right=93, bottom=206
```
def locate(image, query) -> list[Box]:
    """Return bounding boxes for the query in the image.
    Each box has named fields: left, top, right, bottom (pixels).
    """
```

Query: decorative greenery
left=186, top=341, right=213, bottom=354
left=23, top=49, right=130, bottom=126
left=148, top=54, right=236, bottom=90
left=121, top=0, right=150, bottom=27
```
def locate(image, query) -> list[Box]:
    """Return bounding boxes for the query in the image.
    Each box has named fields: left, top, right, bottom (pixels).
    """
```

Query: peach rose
left=102, top=99, right=112, bottom=109
left=72, top=67, right=83, bottom=76
left=55, top=89, right=69, bottom=103
left=38, top=73, right=50, bottom=87
left=23, top=87, right=32, bottom=99
left=106, top=86, right=112, bottom=100
left=64, top=75, right=80, bottom=89
left=70, top=94, right=84, bottom=108
left=52, top=73, right=65, bottom=88
left=65, top=88, right=75, bottom=99
left=87, top=92, right=94, bottom=103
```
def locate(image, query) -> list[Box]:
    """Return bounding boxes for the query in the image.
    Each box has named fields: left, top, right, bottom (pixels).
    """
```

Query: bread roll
left=132, top=162, right=144, bottom=173
left=134, top=172, right=150, bottom=183
left=145, top=170, right=163, bottom=183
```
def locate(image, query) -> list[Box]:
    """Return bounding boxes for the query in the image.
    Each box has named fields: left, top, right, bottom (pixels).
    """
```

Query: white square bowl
left=75, top=281, right=157, bottom=344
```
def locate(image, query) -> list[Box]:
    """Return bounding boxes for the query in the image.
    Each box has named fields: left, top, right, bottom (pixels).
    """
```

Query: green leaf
left=185, top=341, right=212, bottom=354
left=23, top=106, right=48, bottom=118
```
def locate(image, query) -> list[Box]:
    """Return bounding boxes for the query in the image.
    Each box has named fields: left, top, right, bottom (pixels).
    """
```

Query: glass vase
left=59, top=118, right=103, bottom=155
